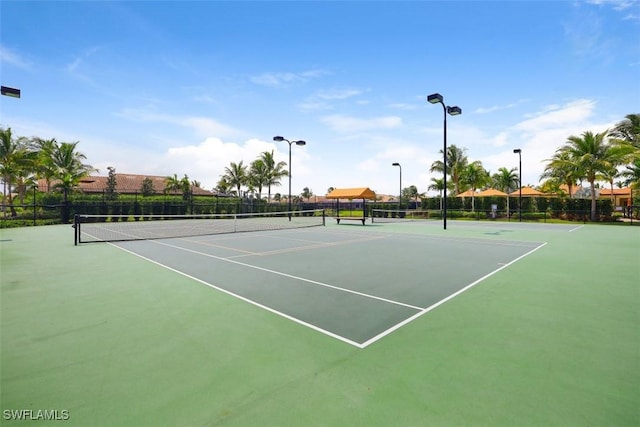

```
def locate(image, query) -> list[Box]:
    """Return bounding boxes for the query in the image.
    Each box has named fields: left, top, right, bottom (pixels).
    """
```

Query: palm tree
left=0, top=128, right=36, bottom=216
left=428, top=177, right=445, bottom=210
left=301, top=187, right=313, bottom=202
left=557, top=130, right=629, bottom=221
left=249, top=159, right=268, bottom=199
left=214, top=176, right=232, bottom=195
left=610, top=113, right=640, bottom=150
left=492, top=167, right=519, bottom=215
left=402, top=185, right=419, bottom=206
left=539, top=179, right=565, bottom=197
left=461, top=161, right=488, bottom=211
left=33, top=137, right=58, bottom=192
left=541, top=151, right=580, bottom=198
left=430, top=144, right=468, bottom=195
left=179, top=174, right=191, bottom=201
left=621, top=159, right=640, bottom=190
left=164, top=174, right=182, bottom=195
left=223, top=161, right=248, bottom=196
left=260, top=150, right=288, bottom=202
left=50, top=142, right=95, bottom=221
left=600, top=164, right=620, bottom=207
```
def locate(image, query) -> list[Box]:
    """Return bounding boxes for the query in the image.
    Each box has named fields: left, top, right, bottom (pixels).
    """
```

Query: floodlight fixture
left=427, top=93, right=443, bottom=104
left=447, top=106, right=462, bottom=116
left=1, top=86, right=20, bottom=98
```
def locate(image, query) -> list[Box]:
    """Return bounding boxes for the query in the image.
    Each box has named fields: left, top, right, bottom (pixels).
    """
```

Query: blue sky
left=1, top=0, right=639, bottom=197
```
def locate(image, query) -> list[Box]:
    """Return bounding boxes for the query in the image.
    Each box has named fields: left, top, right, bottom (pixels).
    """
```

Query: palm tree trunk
left=590, top=179, right=597, bottom=221
left=6, top=177, right=17, bottom=217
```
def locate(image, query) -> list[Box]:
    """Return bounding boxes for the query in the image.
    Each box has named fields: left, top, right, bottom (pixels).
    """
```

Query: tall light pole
left=273, top=136, right=306, bottom=218
left=2, top=86, right=20, bottom=220
left=392, top=163, right=402, bottom=212
left=428, top=93, right=461, bottom=230
left=513, top=148, right=522, bottom=222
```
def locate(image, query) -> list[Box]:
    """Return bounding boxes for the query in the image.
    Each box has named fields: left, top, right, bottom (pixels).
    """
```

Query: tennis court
left=105, top=221, right=545, bottom=348
left=1, top=217, right=638, bottom=426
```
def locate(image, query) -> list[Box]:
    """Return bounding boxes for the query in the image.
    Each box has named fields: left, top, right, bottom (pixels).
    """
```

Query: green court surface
left=1, top=221, right=639, bottom=426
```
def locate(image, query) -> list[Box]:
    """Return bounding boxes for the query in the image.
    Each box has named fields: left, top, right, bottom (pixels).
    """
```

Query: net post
left=73, top=214, right=79, bottom=246
left=322, top=209, right=326, bottom=226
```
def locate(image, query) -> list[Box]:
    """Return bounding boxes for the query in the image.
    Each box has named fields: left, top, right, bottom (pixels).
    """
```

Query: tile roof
left=38, top=174, right=216, bottom=196
left=599, top=187, right=631, bottom=196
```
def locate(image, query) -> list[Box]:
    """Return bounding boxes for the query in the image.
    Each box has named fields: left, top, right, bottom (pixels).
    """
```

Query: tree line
left=0, top=130, right=96, bottom=217
left=425, top=114, right=639, bottom=221
left=2, top=113, right=639, bottom=222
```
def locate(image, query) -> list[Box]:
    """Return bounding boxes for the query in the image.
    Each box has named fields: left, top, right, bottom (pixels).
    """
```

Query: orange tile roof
left=599, top=187, right=631, bottom=196
left=326, top=187, right=377, bottom=200
left=38, top=174, right=216, bottom=196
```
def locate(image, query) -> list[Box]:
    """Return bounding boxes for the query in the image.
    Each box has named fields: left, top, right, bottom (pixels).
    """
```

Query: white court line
left=358, top=241, right=548, bottom=348
left=110, top=243, right=365, bottom=348
left=129, top=239, right=424, bottom=312
left=386, top=232, right=542, bottom=249
left=568, top=225, right=584, bottom=233
left=107, top=233, right=548, bottom=349
left=228, top=235, right=389, bottom=259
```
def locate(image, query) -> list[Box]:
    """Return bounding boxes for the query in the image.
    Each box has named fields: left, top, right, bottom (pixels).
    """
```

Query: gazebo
left=476, top=188, right=508, bottom=197
left=509, top=187, right=546, bottom=197
left=455, top=189, right=477, bottom=198
left=326, top=187, right=376, bottom=225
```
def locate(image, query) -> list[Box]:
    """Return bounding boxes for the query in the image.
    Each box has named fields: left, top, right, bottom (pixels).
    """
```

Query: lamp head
left=427, top=93, right=443, bottom=104
left=447, top=106, right=462, bottom=116
left=1, top=86, right=21, bottom=98
left=273, top=136, right=285, bottom=142
left=295, top=140, right=306, bottom=146
left=392, top=162, right=400, bottom=167
left=513, top=148, right=521, bottom=154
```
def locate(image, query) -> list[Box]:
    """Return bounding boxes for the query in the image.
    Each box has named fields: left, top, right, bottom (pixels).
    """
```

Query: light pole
left=428, top=93, right=461, bottom=230
left=513, top=148, right=522, bottom=222
left=392, top=163, right=402, bottom=212
left=2, top=86, right=20, bottom=220
left=273, top=136, right=306, bottom=218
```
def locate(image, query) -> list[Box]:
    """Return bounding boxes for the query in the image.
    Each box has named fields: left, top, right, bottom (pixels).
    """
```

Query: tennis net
left=74, top=209, right=326, bottom=244
left=370, top=209, right=431, bottom=223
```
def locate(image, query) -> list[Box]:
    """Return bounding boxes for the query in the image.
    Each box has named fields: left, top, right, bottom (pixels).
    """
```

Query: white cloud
left=118, top=108, right=240, bottom=139
left=249, top=68, right=329, bottom=87
left=316, top=88, right=363, bottom=100
left=296, top=101, right=332, bottom=112
left=586, top=0, right=639, bottom=11
left=474, top=99, right=529, bottom=114
left=320, top=114, right=403, bottom=133
left=513, top=99, right=596, bottom=133
left=0, top=44, right=32, bottom=70
left=128, top=137, right=299, bottom=191
left=479, top=99, right=615, bottom=187
left=297, top=87, right=365, bottom=112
